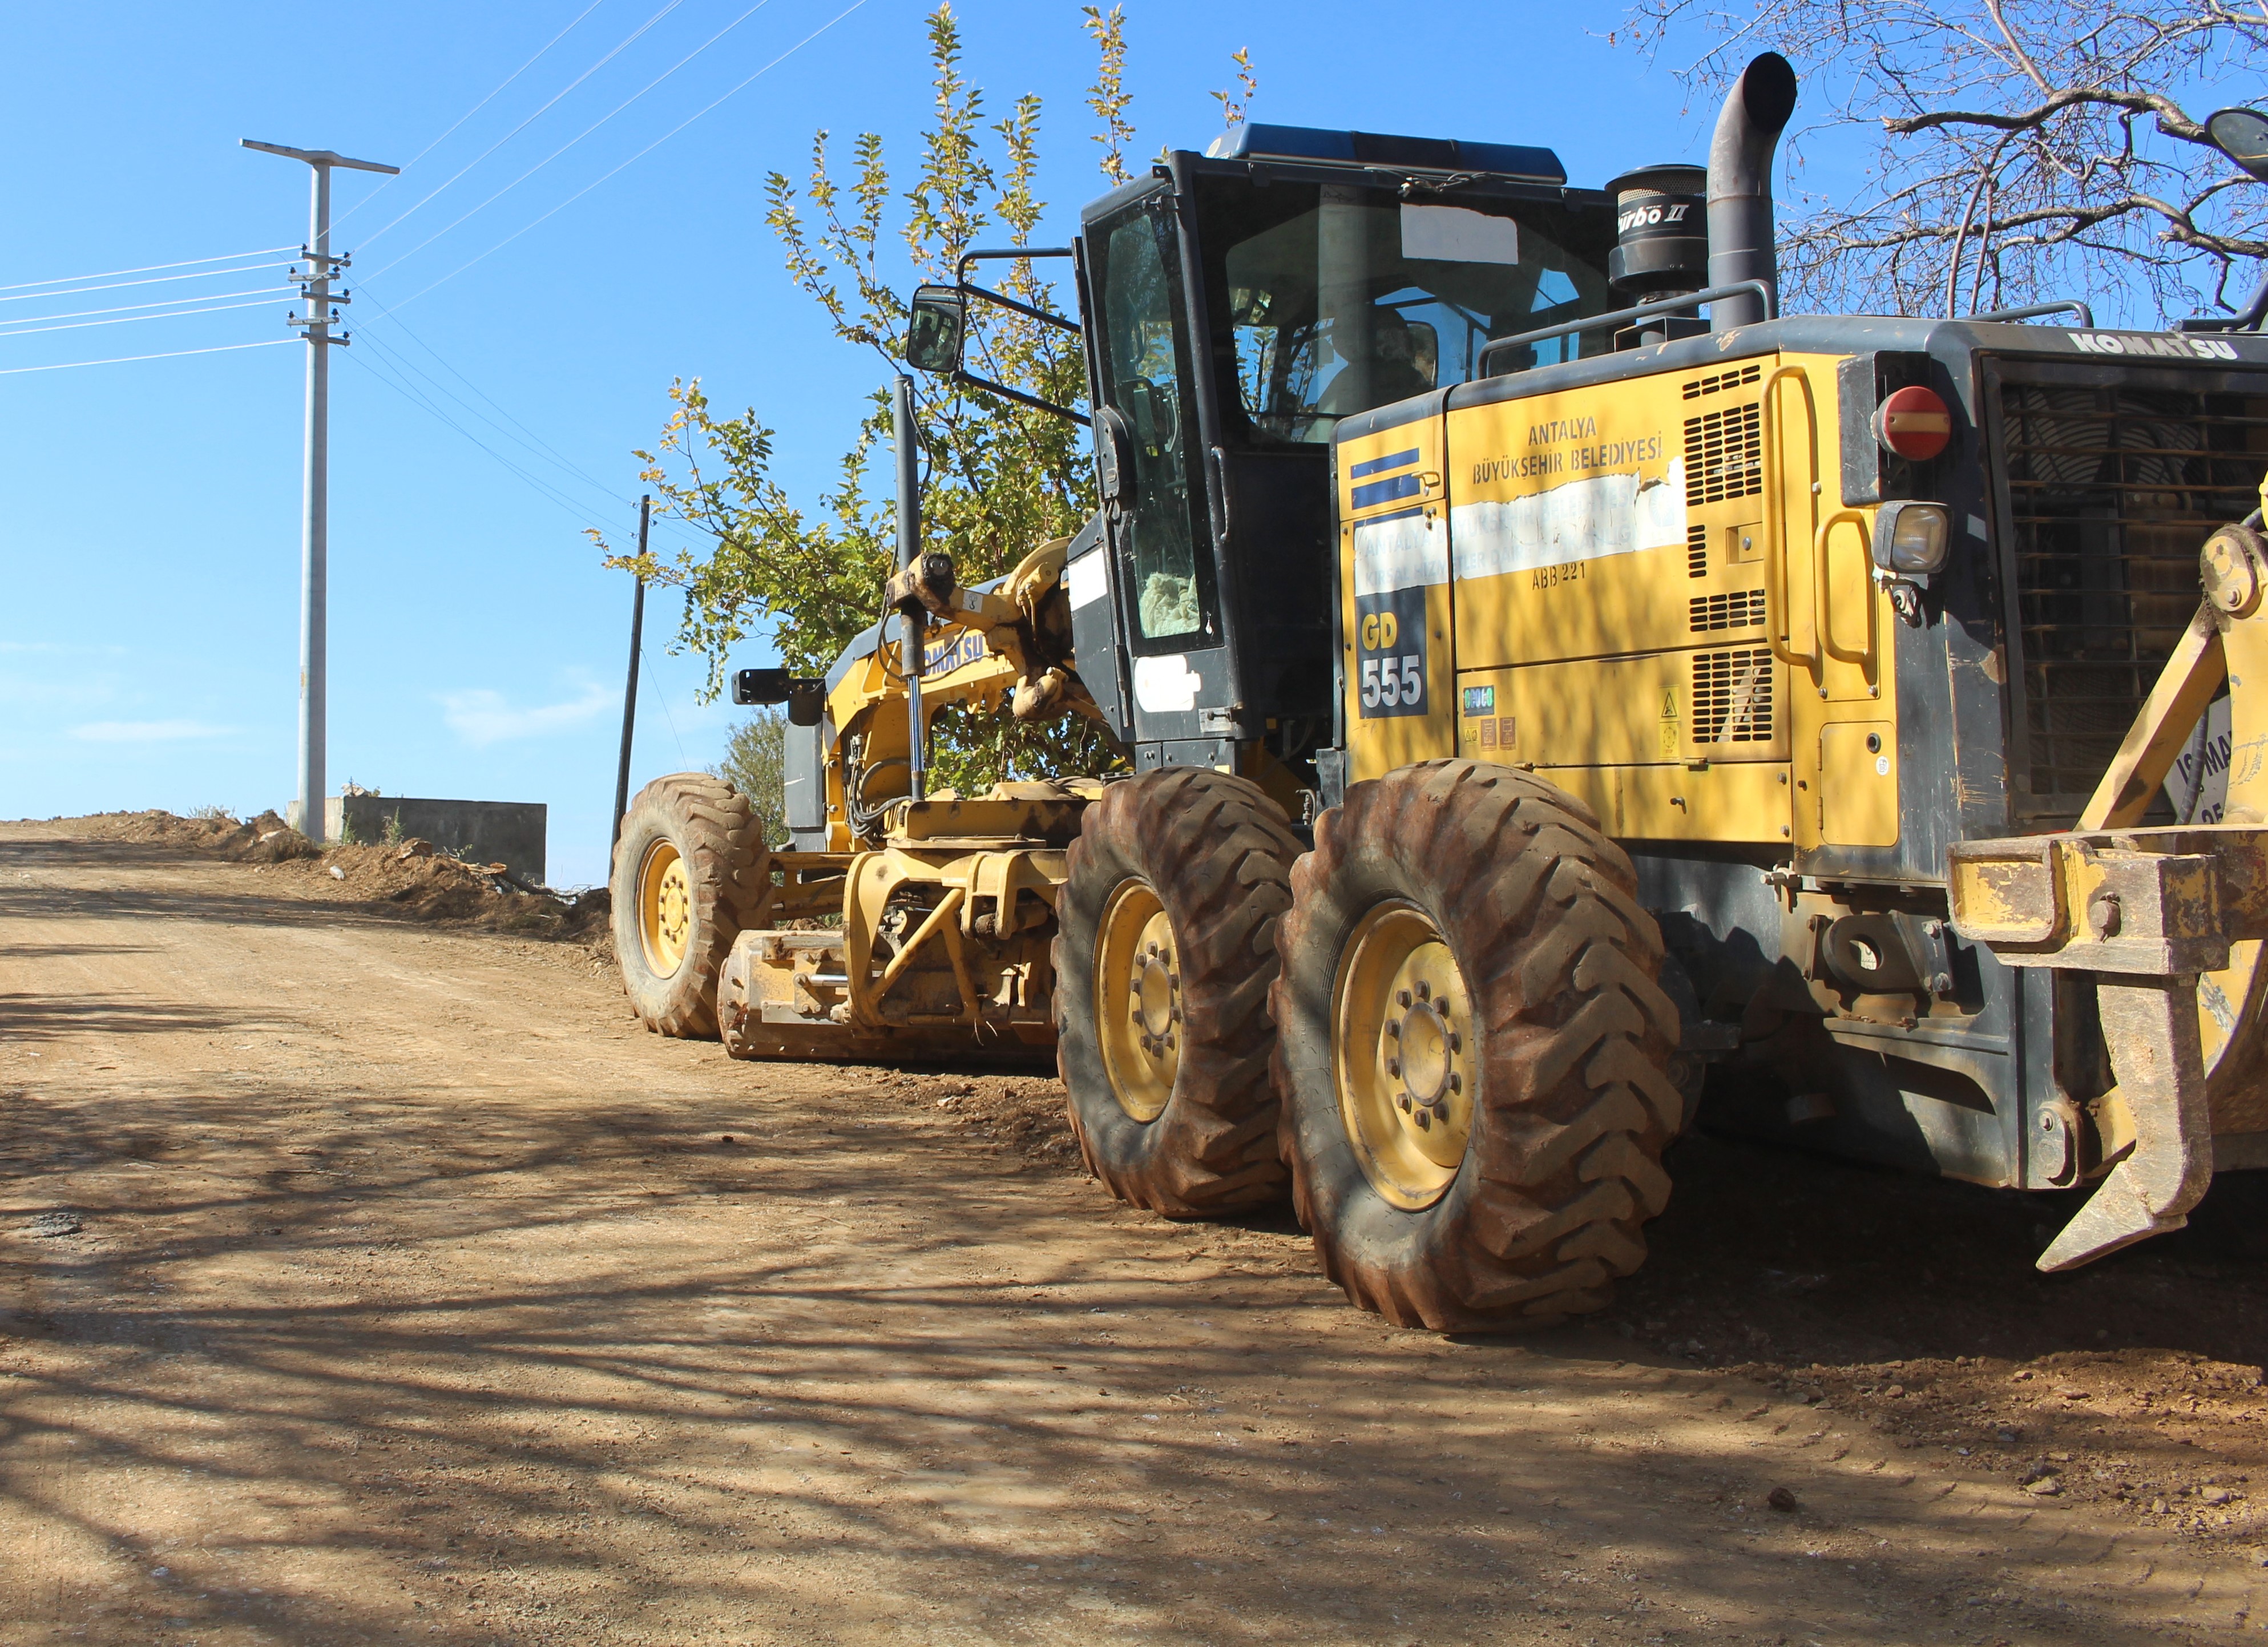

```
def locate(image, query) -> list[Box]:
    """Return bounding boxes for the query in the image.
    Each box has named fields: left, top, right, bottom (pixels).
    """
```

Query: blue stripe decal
left=1349, top=447, right=1420, bottom=479
left=1350, top=472, right=1423, bottom=510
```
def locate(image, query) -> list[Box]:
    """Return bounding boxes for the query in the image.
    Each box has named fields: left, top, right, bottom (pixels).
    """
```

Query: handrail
left=1476, top=280, right=1777, bottom=376
left=1757, top=363, right=1820, bottom=675
left=1968, top=299, right=2095, bottom=328
left=1813, top=507, right=1879, bottom=692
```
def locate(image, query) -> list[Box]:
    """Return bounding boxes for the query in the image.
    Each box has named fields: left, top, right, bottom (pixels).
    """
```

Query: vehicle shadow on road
left=2, top=1057, right=2251, bottom=1644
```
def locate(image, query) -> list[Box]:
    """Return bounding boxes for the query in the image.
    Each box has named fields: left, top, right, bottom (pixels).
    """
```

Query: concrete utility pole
left=242, top=139, right=399, bottom=842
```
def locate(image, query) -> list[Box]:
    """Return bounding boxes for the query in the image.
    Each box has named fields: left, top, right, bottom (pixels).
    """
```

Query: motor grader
left=614, top=55, right=2268, bottom=1331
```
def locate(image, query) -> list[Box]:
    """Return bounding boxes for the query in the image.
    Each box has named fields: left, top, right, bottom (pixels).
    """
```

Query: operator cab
left=1071, top=126, right=1616, bottom=792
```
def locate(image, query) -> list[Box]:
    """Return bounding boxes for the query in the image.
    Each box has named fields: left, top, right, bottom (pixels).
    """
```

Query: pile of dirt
left=92, top=807, right=320, bottom=863
left=84, top=809, right=612, bottom=951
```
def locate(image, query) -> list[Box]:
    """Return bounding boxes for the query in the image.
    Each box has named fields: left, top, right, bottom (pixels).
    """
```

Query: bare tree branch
left=1625, top=0, right=2268, bottom=324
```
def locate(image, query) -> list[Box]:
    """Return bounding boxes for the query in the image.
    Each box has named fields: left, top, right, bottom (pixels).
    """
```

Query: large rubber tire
left=1054, top=768, right=1302, bottom=1216
left=1271, top=760, right=1682, bottom=1331
left=611, top=773, right=769, bottom=1039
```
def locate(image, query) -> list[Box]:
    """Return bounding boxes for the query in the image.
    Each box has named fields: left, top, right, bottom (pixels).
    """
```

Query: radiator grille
left=1685, top=403, right=1762, bottom=505
left=1995, top=372, right=2268, bottom=821
left=1692, top=647, right=1775, bottom=743
left=1690, top=589, right=1769, bottom=633
left=1687, top=523, right=1708, bottom=578
left=1684, top=363, right=1761, bottom=400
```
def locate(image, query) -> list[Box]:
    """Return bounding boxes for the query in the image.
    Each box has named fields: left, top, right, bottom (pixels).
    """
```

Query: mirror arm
left=950, top=368, right=1091, bottom=426
left=955, top=278, right=1083, bottom=336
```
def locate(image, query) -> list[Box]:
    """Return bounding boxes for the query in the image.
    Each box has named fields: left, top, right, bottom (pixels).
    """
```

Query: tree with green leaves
left=600, top=5, right=1254, bottom=794
left=715, top=708, right=788, bottom=847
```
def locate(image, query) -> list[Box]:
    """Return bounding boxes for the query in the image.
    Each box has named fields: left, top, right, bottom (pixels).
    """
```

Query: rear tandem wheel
left=1270, top=760, right=1685, bottom=1331
left=1052, top=768, right=1302, bottom=1216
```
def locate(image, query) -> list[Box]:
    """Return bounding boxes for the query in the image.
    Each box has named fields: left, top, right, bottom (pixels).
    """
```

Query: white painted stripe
left=1133, top=652, right=1200, bottom=713
left=1065, top=548, right=1108, bottom=609
left=1451, top=459, right=1686, bottom=581
left=1352, top=510, right=1449, bottom=596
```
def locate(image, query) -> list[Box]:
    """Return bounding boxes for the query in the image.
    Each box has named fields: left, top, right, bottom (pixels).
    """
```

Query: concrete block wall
left=324, top=796, right=547, bottom=885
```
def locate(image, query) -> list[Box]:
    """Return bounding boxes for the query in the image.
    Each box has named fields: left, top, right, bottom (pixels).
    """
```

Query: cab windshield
left=1196, top=175, right=1615, bottom=445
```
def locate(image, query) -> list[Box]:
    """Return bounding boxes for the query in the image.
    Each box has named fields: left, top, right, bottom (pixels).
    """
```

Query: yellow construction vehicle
left=614, top=59, right=2268, bottom=1330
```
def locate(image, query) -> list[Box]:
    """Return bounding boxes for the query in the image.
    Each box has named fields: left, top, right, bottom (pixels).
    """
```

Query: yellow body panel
left=1535, top=759, right=1794, bottom=842
left=1342, top=349, right=1899, bottom=850
left=1820, top=720, right=1899, bottom=846
left=1337, top=418, right=1458, bottom=777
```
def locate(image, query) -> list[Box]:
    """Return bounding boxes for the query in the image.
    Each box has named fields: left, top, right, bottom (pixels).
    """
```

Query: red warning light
left=1873, top=385, right=1953, bottom=462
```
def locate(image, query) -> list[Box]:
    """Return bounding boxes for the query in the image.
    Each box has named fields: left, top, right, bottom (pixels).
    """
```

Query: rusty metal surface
left=2039, top=976, right=2215, bottom=1271
left=1949, top=827, right=2268, bottom=974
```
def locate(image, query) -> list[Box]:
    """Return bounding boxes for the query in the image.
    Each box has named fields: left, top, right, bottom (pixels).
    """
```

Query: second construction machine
left=615, top=58, right=2268, bottom=1330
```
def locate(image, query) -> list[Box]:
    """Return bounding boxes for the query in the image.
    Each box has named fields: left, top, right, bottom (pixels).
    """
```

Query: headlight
left=1873, top=500, right=1950, bottom=575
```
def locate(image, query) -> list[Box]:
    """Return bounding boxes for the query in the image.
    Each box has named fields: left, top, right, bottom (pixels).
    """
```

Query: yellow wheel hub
left=1095, top=879, right=1180, bottom=1122
left=637, top=840, right=693, bottom=977
left=1333, top=901, right=1476, bottom=1209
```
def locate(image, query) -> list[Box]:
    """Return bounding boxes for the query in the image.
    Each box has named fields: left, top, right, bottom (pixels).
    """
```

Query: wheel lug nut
left=1448, top=1072, right=1461, bottom=1094
left=1415, top=980, right=1431, bottom=1001
left=1397, top=1095, right=1412, bottom=1113
left=1448, top=1031, right=1460, bottom=1053
left=1414, top=1109, right=1432, bottom=1130
left=1385, top=1019, right=1401, bottom=1039
left=1385, top=1056, right=1401, bottom=1077
left=1396, top=989, right=1412, bottom=1008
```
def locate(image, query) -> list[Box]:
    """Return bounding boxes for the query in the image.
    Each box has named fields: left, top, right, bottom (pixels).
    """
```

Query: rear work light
left=1872, top=385, right=1953, bottom=462
left=1872, top=500, right=1951, bottom=575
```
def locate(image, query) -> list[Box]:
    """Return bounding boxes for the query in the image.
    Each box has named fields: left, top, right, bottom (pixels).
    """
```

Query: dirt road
left=5, top=818, right=2268, bottom=1645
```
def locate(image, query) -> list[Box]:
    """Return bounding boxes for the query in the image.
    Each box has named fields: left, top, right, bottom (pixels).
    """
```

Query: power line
left=0, top=297, right=292, bottom=339
left=348, top=306, right=713, bottom=552
left=377, top=0, right=874, bottom=312
left=352, top=325, right=628, bottom=514
left=356, top=0, right=688, bottom=252
left=0, top=247, right=298, bottom=294
left=0, top=284, right=296, bottom=329
left=334, top=0, right=612, bottom=231
left=338, top=342, right=614, bottom=527
left=0, top=259, right=297, bottom=304
left=0, top=338, right=294, bottom=376
left=362, top=0, right=777, bottom=282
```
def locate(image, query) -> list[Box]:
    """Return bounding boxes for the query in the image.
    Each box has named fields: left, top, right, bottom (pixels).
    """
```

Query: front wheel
left=611, top=774, right=769, bottom=1038
left=1053, top=768, right=1301, bottom=1216
left=1271, top=760, right=1683, bottom=1331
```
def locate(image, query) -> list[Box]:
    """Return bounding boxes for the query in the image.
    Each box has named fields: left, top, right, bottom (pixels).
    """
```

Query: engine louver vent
left=1692, top=648, right=1774, bottom=743
left=1682, top=362, right=1762, bottom=400
left=1685, top=403, right=1763, bottom=505
left=1690, top=589, right=1769, bottom=633
left=1687, top=523, right=1708, bottom=578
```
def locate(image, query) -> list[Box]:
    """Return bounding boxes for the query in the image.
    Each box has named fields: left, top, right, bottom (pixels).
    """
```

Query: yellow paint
left=1819, top=721, right=1899, bottom=846
left=1336, top=348, right=1898, bottom=851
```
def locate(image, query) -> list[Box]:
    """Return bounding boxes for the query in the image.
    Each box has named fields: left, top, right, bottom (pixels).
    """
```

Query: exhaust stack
left=1706, top=52, right=1798, bottom=330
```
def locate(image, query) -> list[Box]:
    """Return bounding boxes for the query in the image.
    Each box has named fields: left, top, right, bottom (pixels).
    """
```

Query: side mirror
left=733, top=668, right=826, bottom=727
left=733, top=667, right=792, bottom=705
left=906, top=285, right=967, bottom=374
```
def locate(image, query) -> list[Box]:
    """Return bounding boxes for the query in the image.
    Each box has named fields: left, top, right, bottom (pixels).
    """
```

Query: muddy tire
left=1270, top=760, right=1682, bottom=1331
left=1053, top=768, right=1302, bottom=1216
left=611, top=773, right=770, bottom=1039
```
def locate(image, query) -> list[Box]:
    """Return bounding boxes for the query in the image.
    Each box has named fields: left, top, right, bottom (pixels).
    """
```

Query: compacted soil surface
left=8, top=816, right=2268, bottom=1645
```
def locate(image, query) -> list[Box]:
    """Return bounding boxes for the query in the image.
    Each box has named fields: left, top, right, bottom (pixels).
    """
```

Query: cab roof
left=1201, top=122, right=1565, bottom=187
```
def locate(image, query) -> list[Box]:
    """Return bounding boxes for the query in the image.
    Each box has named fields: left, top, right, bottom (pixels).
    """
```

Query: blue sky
left=0, top=0, right=1797, bottom=886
